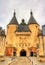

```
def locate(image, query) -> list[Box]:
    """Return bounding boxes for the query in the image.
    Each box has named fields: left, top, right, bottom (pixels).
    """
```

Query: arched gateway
left=20, top=49, right=26, bottom=56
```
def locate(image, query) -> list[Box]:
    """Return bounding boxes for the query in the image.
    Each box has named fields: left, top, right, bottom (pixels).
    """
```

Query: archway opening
left=20, top=49, right=26, bottom=56
left=13, top=52, right=16, bottom=56
left=30, top=51, right=33, bottom=56
left=13, top=47, right=16, bottom=56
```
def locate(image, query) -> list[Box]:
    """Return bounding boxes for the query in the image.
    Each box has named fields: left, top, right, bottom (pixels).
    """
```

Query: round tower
left=28, top=11, right=40, bottom=36
left=5, top=11, right=18, bottom=56
left=28, top=11, right=40, bottom=48
left=7, top=10, right=18, bottom=34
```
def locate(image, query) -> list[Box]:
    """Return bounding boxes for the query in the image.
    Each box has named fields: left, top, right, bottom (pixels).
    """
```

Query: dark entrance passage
left=13, top=52, right=16, bottom=56
left=20, top=50, right=26, bottom=56
left=13, top=47, right=16, bottom=56
left=30, top=51, right=33, bottom=56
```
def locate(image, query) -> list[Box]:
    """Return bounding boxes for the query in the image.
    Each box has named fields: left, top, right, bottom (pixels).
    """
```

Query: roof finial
left=30, top=9, right=33, bottom=16
left=13, top=9, right=15, bottom=17
left=22, top=19, right=25, bottom=23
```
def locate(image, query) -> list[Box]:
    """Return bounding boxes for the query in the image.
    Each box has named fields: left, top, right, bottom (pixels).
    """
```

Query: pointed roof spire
left=30, top=10, right=33, bottom=16
left=13, top=9, right=15, bottom=17
left=8, top=10, right=18, bottom=25
left=22, top=19, right=25, bottom=23
left=28, top=10, right=39, bottom=25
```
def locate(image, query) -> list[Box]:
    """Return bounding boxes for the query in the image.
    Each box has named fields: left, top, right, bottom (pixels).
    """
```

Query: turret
left=7, top=10, right=18, bottom=34
left=5, top=11, right=18, bottom=56
left=27, top=11, right=40, bottom=47
left=28, top=11, right=40, bottom=36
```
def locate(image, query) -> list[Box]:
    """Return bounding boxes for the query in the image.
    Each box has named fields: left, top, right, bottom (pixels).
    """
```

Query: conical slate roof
left=28, top=11, right=39, bottom=25
left=16, top=19, right=31, bottom=32
left=8, top=11, right=18, bottom=25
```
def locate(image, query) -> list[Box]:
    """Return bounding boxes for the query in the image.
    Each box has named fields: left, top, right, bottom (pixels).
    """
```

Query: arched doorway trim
left=20, top=49, right=26, bottom=56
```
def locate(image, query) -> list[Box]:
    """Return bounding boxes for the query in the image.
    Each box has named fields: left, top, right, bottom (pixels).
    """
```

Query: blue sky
left=0, top=0, right=45, bottom=29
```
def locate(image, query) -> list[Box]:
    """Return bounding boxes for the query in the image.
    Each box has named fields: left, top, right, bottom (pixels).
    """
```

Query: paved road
left=0, top=56, right=12, bottom=65
left=9, top=57, right=32, bottom=65
left=0, top=57, right=45, bottom=65
left=29, top=57, right=45, bottom=65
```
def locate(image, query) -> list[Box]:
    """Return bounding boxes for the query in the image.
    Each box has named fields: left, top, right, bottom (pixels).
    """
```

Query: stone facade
left=0, top=11, right=45, bottom=57
left=0, top=27, right=6, bottom=56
